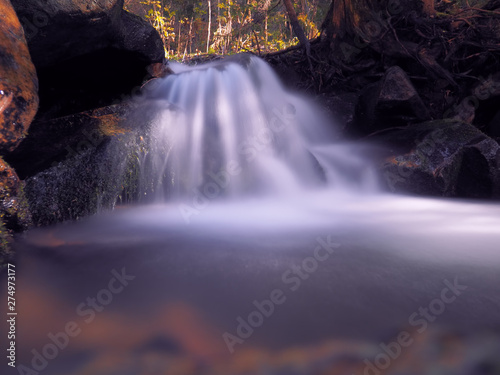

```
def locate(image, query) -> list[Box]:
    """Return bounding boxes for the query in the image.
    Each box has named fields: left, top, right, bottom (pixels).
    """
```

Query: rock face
left=356, top=66, right=430, bottom=133
left=0, top=0, right=39, bottom=153
left=9, top=103, right=146, bottom=226
left=0, top=157, right=31, bottom=262
left=0, top=158, right=31, bottom=231
left=0, top=0, right=166, bottom=235
left=374, top=120, right=500, bottom=198
left=10, top=0, right=165, bottom=120
left=0, top=0, right=37, bottom=259
left=10, top=0, right=164, bottom=69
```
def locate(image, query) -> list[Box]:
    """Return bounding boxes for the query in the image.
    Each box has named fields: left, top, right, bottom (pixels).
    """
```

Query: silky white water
left=137, top=54, right=377, bottom=202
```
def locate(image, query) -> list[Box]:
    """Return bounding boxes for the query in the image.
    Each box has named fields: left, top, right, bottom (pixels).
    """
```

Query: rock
left=0, top=158, right=31, bottom=230
left=9, top=0, right=164, bottom=120
left=0, top=157, right=32, bottom=262
left=10, top=0, right=165, bottom=68
left=146, top=63, right=173, bottom=79
left=7, top=103, right=133, bottom=178
left=320, top=93, right=359, bottom=134
left=374, top=120, right=500, bottom=198
left=355, top=66, right=430, bottom=133
left=489, top=109, right=500, bottom=138
left=117, top=11, right=165, bottom=66
left=0, top=0, right=39, bottom=153
left=7, top=102, right=146, bottom=226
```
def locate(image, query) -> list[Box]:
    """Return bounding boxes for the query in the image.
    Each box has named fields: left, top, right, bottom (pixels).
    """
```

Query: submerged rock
left=374, top=120, right=500, bottom=198
left=0, top=0, right=39, bottom=153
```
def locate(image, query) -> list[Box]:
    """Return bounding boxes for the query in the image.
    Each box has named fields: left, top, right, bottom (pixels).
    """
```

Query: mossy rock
left=375, top=120, right=500, bottom=198
left=16, top=102, right=148, bottom=226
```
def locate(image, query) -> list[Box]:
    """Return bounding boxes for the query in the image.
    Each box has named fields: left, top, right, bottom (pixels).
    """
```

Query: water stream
left=2, top=55, right=500, bottom=375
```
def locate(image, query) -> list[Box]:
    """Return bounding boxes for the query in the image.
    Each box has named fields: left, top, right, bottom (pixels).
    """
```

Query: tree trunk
left=265, top=13, right=268, bottom=51
left=207, top=0, right=211, bottom=53
left=177, top=21, right=181, bottom=56
left=282, top=0, right=311, bottom=54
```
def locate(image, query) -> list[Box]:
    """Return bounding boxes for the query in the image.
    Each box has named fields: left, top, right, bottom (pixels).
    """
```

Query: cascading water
left=8, top=55, right=500, bottom=375
left=137, top=54, right=377, bottom=202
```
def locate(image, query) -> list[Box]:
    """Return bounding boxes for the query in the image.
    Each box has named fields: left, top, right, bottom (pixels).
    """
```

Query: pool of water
left=4, top=191, right=500, bottom=375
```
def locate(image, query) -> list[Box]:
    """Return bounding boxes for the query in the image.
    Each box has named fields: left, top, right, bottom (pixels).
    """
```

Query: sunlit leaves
left=129, top=0, right=331, bottom=57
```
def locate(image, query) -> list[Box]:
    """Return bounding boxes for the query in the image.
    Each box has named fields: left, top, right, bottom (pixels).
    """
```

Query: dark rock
left=10, top=102, right=146, bottom=226
left=488, top=109, right=500, bottom=138
left=0, top=157, right=31, bottom=230
left=355, top=66, right=431, bottom=134
left=10, top=0, right=165, bottom=68
left=0, top=0, right=39, bottom=153
left=9, top=0, right=164, bottom=120
left=117, top=11, right=165, bottom=65
left=35, top=47, right=153, bottom=120
left=320, top=93, right=359, bottom=133
left=373, top=120, right=500, bottom=198
left=7, top=103, right=134, bottom=179
left=0, top=157, right=31, bottom=261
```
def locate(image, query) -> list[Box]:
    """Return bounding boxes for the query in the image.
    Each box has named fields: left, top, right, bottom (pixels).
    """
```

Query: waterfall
left=137, top=54, right=377, bottom=202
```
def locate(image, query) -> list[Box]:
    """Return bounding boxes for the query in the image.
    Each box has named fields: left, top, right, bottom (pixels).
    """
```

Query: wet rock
left=356, top=66, right=430, bottom=133
left=374, top=120, right=500, bottom=198
left=0, top=0, right=39, bottom=153
left=7, top=102, right=146, bottom=226
left=7, top=103, right=133, bottom=178
left=0, top=157, right=31, bottom=261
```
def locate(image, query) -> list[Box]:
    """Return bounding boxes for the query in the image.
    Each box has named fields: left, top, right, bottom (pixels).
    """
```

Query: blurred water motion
left=3, top=191, right=500, bottom=375
left=137, top=54, right=377, bottom=202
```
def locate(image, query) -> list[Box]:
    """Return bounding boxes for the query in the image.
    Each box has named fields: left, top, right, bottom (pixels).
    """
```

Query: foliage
left=124, top=0, right=330, bottom=58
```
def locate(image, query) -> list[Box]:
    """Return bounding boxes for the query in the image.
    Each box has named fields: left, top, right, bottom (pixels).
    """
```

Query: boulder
left=9, top=0, right=164, bottom=120
left=0, top=158, right=31, bottom=231
left=374, top=120, right=500, bottom=198
left=0, top=157, right=31, bottom=261
left=6, top=102, right=147, bottom=226
left=355, top=66, right=430, bottom=133
left=10, top=0, right=165, bottom=68
left=0, top=0, right=39, bottom=153
left=117, top=11, right=165, bottom=65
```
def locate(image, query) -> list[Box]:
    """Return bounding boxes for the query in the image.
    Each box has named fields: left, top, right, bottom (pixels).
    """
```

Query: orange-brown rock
left=0, top=157, right=31, bottom=238
left=0, top=0, right=39, bottom=153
